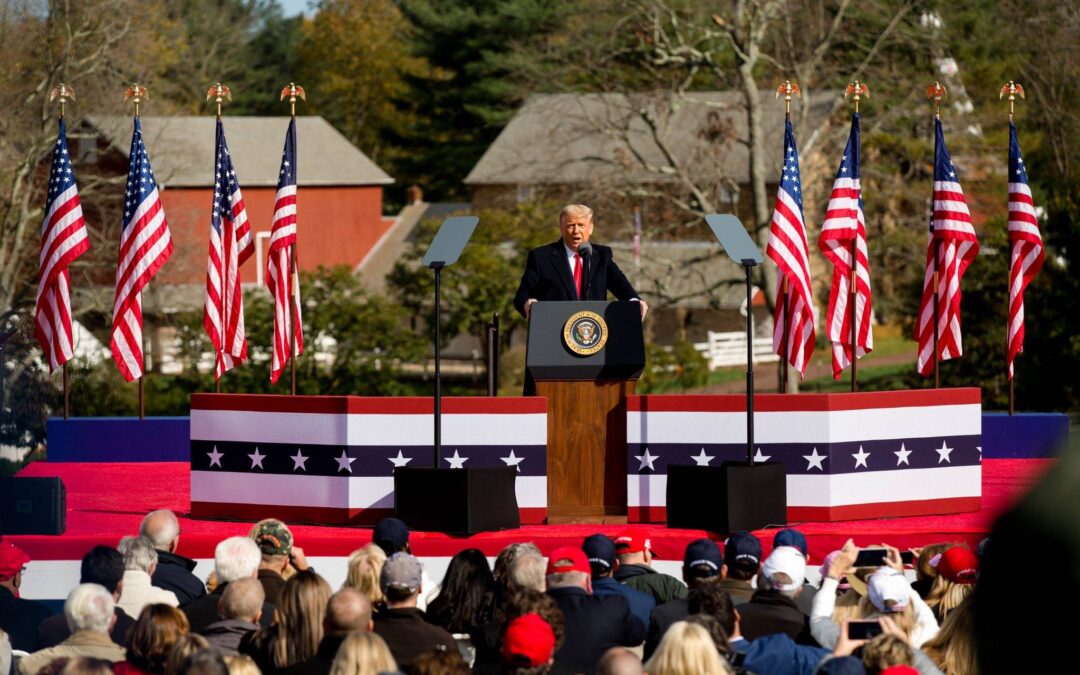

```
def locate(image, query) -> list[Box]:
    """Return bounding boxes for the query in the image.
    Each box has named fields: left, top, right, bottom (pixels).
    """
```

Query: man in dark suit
left=514, top=204, right=647, bottom=320
left=38, top=546, right=135, bottom=649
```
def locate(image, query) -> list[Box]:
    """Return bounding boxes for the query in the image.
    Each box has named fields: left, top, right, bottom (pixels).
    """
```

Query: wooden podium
left=526, top=302, right=645, bottom=522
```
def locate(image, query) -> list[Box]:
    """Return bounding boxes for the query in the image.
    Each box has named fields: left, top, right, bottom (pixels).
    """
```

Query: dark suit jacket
left=513, top=241, right=638, bottom=317
left=0, top=586, right=53, bottom=652
left=546, top=586, right=645, bottom=675
left=152, top=550, right=206, bottom=606
left=737, top=590, right=816, bottom=645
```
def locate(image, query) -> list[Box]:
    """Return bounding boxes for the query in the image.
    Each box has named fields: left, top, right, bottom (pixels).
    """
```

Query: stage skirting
left=626, top=389, right=982, bottom=522
left=189, top=394, right=548, bottom=525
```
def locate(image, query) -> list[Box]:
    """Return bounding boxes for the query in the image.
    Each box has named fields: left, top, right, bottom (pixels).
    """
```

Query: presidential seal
left=563, top=310, right=608, bottom=356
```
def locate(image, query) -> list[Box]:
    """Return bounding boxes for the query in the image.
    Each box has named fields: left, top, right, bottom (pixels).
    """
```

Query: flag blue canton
left=933, top=118, right=959, bottom=183
left=835, top=112, right=861, bottom=183
left=123, top=119, right=158, bottom=228
left=47, top=120, right=77, bottom=199
left=277, top=119, right=296, bottom=191
left=212, top=120, right=240, bottom=233
left=779, top=120, right=803, bottom=209
left=1009, top=122, right=1028, bottom=185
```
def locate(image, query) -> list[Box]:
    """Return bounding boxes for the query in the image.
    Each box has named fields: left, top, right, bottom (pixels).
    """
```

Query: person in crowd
left=737, top=545, right=814, bottom=644
left=115, top=604, right=190, bottom=675
left=911, top=544, right=950, bottom=600
left=241, top=570, right=331, bottom=675
left=185, top=538, right=274, bottom=635
left=117, top=537, right=180, bottom=618
left=172, top=641, right=225, bottom=675
left=57, top=657, right=116, bottom=675
left=923, top=546, right=978, bottom=624
left=250, top=520, right=310, bottom=606
left=409, top=648, right=470, bottom=675
left=719, top=532, right=762, bottom=605
left=140, top=511, right=205, bottom=606
left=595, top=648, right=643, bottom=675
left=816, top=551, right=862, bottom=626
left=18, top=584, right=127, bottom=675
left=282, top=588, right=372, bottom=675
left=371, top=553, right=454, bottom=670
left=40, top=546, right=136, bottom=649
left=222, top=654, right=260, bottom=675
left=493, top=544, right=542, bottom=589
left=861, top=633, right=916, bottom=673
left=811, top=541, right=939, bottom=649
left=611, top=532, right=685, bottom=606
left=683, top=614, right=730, bottom=657
left=370, top=518, right=436, bottom=611
left=646, top=538, right=723, bottom=655
left=425, top=548, right=498, bottom=638
left=642, top=621, right=732, bottom=675
left=774, top=529, right=817, bottom=614
left=581, top=535, right=655, bottom=629
left=0, top=542, right=53, bottom=653
left=921, top=594, right=976, bottom=675
left=544, top=546, right=644, bottom=674
left=164, top=634, right=209, bottom=675
left=201, top=579, right=265, bottom=655
left=472, top=588, right=565, bottom=675
left=342, top=545, right=386, bottom=612
left=507, top=551, right=546, bottom=594
left=499, top=613, right=556, bottom=675
left=327, top=632, right=397, bottom=675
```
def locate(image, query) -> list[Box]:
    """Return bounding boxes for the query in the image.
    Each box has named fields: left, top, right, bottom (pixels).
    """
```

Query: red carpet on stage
left=12, top=459, right=1051, bottom=562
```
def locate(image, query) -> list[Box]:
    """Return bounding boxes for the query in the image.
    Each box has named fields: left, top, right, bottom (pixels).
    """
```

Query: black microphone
left=578, top=243, right=593, bottom=298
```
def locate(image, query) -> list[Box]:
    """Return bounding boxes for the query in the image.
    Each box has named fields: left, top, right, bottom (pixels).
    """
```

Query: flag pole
left=124, top=84, right=149, bottom=418
left=49, top=84, right=74, bottom=418
left=775, top=80, right=800, bottom=393
left=207, top=83, right=231, bottom=394
left=845, top=81, right=869, bottom=393
left=927, top=81, right=948, bottom=389
left=280, top=83, right=305, bottom=396
left=1001, top=80, right=1024, bottom=416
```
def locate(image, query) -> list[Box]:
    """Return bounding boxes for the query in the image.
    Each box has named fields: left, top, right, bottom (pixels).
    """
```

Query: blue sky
left=277, top=0, right=311, bottom=17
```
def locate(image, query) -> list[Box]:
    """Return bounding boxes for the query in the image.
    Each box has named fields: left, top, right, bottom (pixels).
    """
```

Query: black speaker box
left=0, top=476, right=66, bottom=535
left=666, top=461, right=787, bottom=533
left=394, top=466, right=519, bottom=534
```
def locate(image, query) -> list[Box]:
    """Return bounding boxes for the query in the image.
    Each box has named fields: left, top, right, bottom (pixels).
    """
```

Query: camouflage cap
left=253, top=520, right=293, bottom=556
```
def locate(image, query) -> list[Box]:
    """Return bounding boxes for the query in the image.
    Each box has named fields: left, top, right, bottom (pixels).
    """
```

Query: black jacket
left=546, top=586, right=645, bottom=675
left=279, top=634, right=346, bottom=675
left=202, top=618, right=260, bottom=655
left=644, top=597, right=688, bottom=660
left=38, top=607, right=135, bottom=649
left=183, top=582, right=275, bottom=635
left=152, top=549, right=206, bottom=606
left=737, top=590, right=816, bottom=645
left=372, top=607, right=456, bottom=669
left=0, top=586, right=53, bottom=652
left=513, top=241, right=638, bottom=316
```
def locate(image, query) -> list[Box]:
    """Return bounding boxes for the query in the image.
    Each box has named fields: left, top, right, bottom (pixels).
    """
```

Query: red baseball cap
left=614, top=531, right=654, bottom=555
left=937, top=546, right=979, bottom=584
left=501, top=613, right=556, bottom=667
left=546, top=546, right=591, bottom=575
left=880, top=667, right=919, bottom=675
left=0, top=542, right=30, bottom=580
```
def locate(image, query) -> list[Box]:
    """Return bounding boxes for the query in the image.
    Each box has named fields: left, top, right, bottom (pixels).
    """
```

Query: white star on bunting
left=248, top=448, right=266, bottom=470
left=445, top=450, right=469, bottom=469
left=207, top=446, right=224, bottom=468
left=803, top=448, right=826, bottom=471
left=852, top=446, right=871, bottom=469
left=753, top=448, right=771, bottom=463
left=388, top=450, right=412, bottom=468
left=501, top=450, right=525, bottom=471
left=334, top=450, right=356, bottom=473
left=895, top=443, right=912, bottom=466
left=290, top=449, right=308, bottom=472
left=635, top=448, right=658, bottom=471
left=691, top=448, right=714, bottom=466
left=935, top=441, right=954, bottom=464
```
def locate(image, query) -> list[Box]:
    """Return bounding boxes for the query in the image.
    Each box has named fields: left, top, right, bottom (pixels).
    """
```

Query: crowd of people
left=0, top=509, right=983, bottom=675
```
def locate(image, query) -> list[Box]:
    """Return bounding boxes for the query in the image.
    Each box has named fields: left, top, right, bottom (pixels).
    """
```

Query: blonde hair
left=856, top=596, right=918, bottom=640
left=922, top=594, right=977, bottom=675
left=924, top=573, right=974, bottom=621
left=165, top=634, right=209, bottom=675
left=831, top=589, right=862, bottom=624
left=862, top=633, right=915, bottom=671
left=328, top=632, right=398, bottom=675
left=223, top=655, right=261, bottom=675
left=343, top=544, right=387, bottom=606
left=559, top=204, right=593, bottom=223
left=643, top=621, right=733, bottom=675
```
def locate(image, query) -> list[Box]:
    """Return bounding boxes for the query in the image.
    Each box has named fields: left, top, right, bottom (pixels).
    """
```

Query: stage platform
left=10, top=457, right=1050, bottom=602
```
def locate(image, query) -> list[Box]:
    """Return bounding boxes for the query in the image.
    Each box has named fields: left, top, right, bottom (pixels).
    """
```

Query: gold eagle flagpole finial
left=999, top=81, right=1025, bottom=120
left=845, top=81, right=870, bottom=113
left=280, top=83, right=306, bottom=117
left=927, top=81, right=948, bottom=117
left=775, top=81, right=801, bottom=119
left=49, top=83, right=75, bottom=119
left=124, top=84, right=149, bottom=118
left=206, top=83, right=232, bottom=117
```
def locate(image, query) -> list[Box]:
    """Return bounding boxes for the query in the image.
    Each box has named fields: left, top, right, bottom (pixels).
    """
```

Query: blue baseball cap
left=773, top=528, right=809, bottom=558
left=724, top=531, right=762, bottom=572
left=683, top=539, right=723, bottom=579
left=582, top=533, right=617, bottom=572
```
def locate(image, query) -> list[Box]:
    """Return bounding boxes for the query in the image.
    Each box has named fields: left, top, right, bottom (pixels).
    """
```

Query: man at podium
left=514, top=204, right=648, bottom=320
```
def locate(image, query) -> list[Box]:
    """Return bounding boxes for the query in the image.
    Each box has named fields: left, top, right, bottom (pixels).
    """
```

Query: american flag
left=631, top=207, right=642, bottom=269
left=110, top=119, right=173, bottom=381
left=1006, top=122, right=1043, bottom=380
left=765, top=120, right=815, bottom=377
left=203, top=120, right=254, bottom=380
left=819, top=113, right=873, bottom=379
left=35, top=120, right=90, bottom=372
left=916, top=119, right=979, bottom=376
left=267, top=119, right=304, bottom=384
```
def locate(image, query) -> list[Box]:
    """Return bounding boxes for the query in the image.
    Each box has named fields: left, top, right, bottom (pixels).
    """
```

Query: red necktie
left=573, top=253, right=583, bottom=299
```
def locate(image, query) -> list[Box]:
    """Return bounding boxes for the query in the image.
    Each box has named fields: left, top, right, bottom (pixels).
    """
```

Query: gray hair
left=215, top=536, right=261, bottom=583
left=559, top=204, right=593, bottom=223
left=508, top=551, right=546, bottom=592
left=140, top=509, right=180, bottom=549
left=118, top=536, right=159, bottom=573
left=220, top=577, right=265, bottom=621
left=546, top=570, right=589, bottom=590
left=65, top=583, right=115, bottom=633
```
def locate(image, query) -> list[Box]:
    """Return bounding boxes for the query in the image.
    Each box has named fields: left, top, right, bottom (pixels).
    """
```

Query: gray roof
left=89, top=116, right=393, bottom=187
left=465, top=90, right=835, bottom=186
left=608, top=240, right=748, bottom=309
